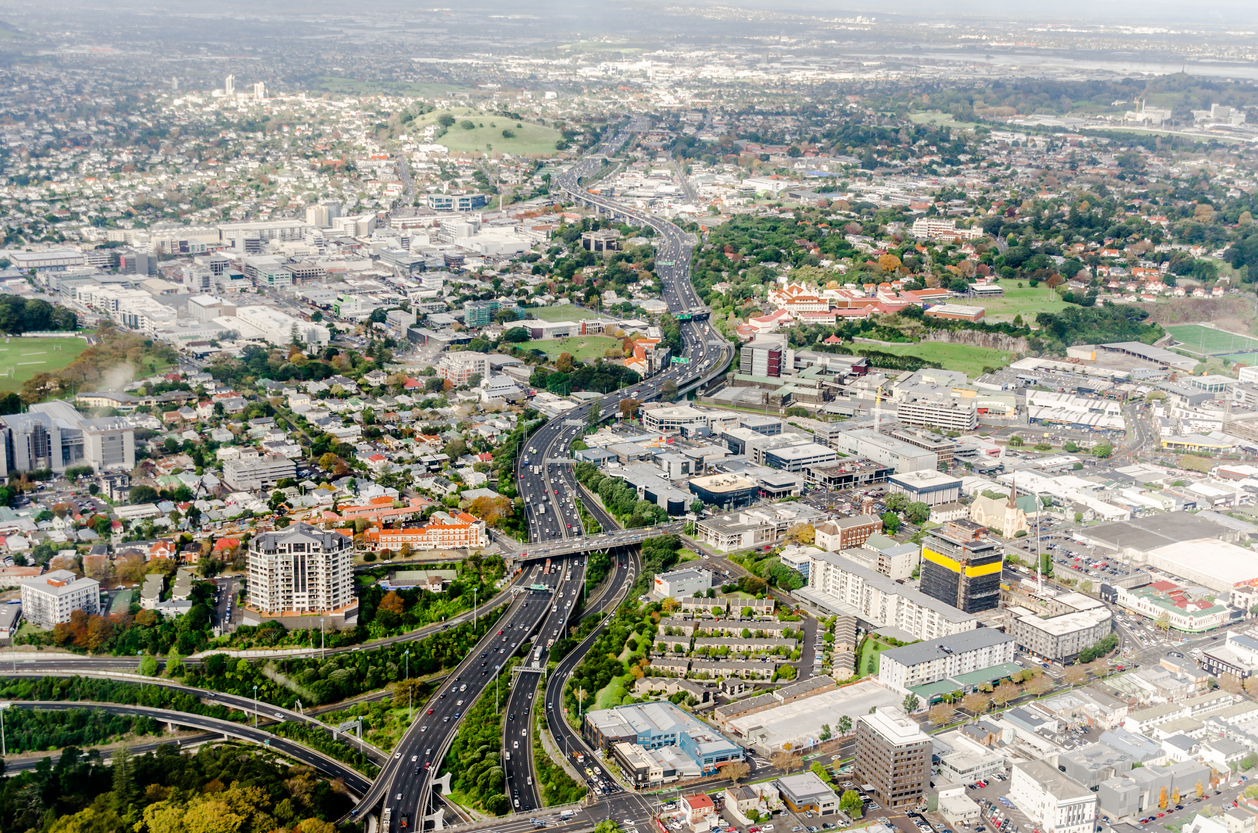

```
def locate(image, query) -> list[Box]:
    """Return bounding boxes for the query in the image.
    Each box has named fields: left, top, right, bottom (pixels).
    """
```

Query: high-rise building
left=920, top=520, right=1004, bottom=614
left=254, top=82, right=266, bottom=100
left=854, top=707, right=931, bottom=809
left=0, top=402, right=135, bottom=476
left=740, top=334, right=789, bottom=378
left=20, top=570, right=100, bottom=629
left=247, top=524, right=354, bottom=617
left=225, top=74, right=235, bottom=95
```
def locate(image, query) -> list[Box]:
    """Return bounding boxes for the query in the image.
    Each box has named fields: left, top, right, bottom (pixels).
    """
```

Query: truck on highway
left=382, top=808, right=393, bottom=833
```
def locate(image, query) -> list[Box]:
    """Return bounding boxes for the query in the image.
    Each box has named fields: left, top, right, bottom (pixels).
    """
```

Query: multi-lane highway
left=11, top=700, right=373, bottom=793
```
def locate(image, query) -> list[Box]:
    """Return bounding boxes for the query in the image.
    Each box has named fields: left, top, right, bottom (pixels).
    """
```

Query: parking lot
left=967, top=776, right=1033, bottom=833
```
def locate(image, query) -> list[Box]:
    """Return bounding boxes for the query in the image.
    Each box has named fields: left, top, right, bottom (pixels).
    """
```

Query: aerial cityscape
left=9, top=4, right=1258, bottom=833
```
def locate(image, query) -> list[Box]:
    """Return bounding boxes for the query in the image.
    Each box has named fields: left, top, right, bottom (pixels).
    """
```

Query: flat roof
left=889, top=469, right=963, bottom=489
left=1080, top=511, right=1239, bottom=552
left=727, top=679, right=900, bottom=751
left=880, top=628, right=1014, bottom=668
left=1147, top=538, right=1258, bottom=587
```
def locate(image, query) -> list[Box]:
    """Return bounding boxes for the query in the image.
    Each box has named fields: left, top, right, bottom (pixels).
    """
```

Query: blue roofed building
left=582, top=700, right=744, bottom=775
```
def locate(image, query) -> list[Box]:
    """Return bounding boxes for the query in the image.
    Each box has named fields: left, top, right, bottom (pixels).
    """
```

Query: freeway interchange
left=369, top=118, right=732, bottom=832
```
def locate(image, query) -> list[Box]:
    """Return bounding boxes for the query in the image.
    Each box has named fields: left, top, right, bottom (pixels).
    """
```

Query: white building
left=800, top=551, right=977, bottom=641
left=247, top=524, right=355, bottom=617
left=1009, top=760, right=1096, bottom=833
left=223, top=451, right=297, bottom=492
left=653, top=567, right=713, bottom=601
left=233, top=305, right=330, bottom=348
left=20, top=569, right=100, bottom=629
left=877, top=628, right=1016, bottom=694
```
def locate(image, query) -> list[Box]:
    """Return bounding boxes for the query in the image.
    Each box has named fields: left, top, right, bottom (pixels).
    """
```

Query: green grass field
left=858, top=342, right=1016, bottom=377
left=952, top=281, right=1067, bottom=324
left=0, top=336, right=89, bottom=391
left=413, top=107, right=563, bottom=157
left=531, top=335, right=624, bottom=362
left=909, top=111, right=983, bottom=131
left=527, top=305, right=603, bottom=323
left=858, top=638, right=894, bottom=677
left=1166, top=323, right=1258, bottom=356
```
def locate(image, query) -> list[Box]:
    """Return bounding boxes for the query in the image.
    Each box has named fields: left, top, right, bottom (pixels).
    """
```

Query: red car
left=427, top=708, right=434, bottom=715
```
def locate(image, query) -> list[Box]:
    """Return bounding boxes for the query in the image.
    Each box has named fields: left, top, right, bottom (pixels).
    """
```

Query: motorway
left=9, top=700, right=373, bottom=793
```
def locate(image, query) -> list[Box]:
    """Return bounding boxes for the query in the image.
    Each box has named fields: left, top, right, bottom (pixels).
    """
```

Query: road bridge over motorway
left=509, top=523, right=684, bottom=561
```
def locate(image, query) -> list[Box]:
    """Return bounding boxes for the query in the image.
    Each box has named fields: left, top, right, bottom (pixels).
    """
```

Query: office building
left=362, top=512, right=488, bottom=551
left=813, top=516, right=881, bottom=551
left=775, top=773, right=839, bottom=814
left=20, top=570, right=100, bottom=629
left=897, top=388, right=979, bottom=432
left=426, top=193, right=489, bottom=212
left=1010, top=761, right=1096, bottom=833
left=1, top=402, right=135, bottom=476
left=800, top=551, right=977, bottom=641
left=653, top=567, right=713, bottom=601
left=233, top=305, right=330, bottom=348
left=246, top=524, right=355, bottom=618
left=582, top=701, right=744, bottom=776
left=855, top=707, right=932, bottom=809
left=920, top=521, right=1004, bottom=614
left=223, top=451, right=297, bottom=492
left=687, top=474, right=759, bottom=510
left=740, top=334, right=789, bottom=378
left=830, top=428, right=937, bottom=473
left=695, top=503, right=828, bottom=552
left=889, top=428, right=957, bottom=470
left=1009, top=605, right=1113, bottom=663
left=763, top=442, right=837, bottom=472
left=887, top=470, right=963, bottom=506
left=876, top=628, right=1016, bottom=694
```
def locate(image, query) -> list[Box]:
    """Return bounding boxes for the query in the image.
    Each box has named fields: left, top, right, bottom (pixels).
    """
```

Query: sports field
left=531, top=335, right=624, bottom=362
left=410, top=107, right=564, bottom=157
left=1166, top=323, right=1258, bottom=357
left=949, top=281, right=1068, bottom=324
left=0, top=336, right=89, bottom=391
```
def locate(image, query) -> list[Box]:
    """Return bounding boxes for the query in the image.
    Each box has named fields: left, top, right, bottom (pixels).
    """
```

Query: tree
left=724, top=761, right=750, bottom=783
left=929, top=704, right=955, bottom=725
left=819, top=723, right=832, bottom=741
left=837, top=715, right=852, bottom=735
left=1155, top=610, right=1172, bottom=632
left=661, top=380, right=678, bottom=402
left=556, top=352, right=575, bottom=373
left=785, top=523, right=815, bottom=545
left=840, top=790, right=864, bottom=820
left=1172, top=788, right=1180, bottom=807
left=962, top=692, right=990, bottom=716
left=1197, top=780, right=1205, bottom=798
left=1092, top=443, right=1113, bottom=459
left=619, top=398, right=640, bottom=420
left=905, top=502, right=930, bottom=526
left=902, top=693, right=921, bottom=713
left=1159, top=787, right=1168, bottom=810
left=992, top=681, right=1021, bottom=707
left=877, top=254, right=902, bottom=273
left=1220, top=673, right=1244, bottom=694
left=1025, top=674, right=1053, bottom=697
left=881, top=512, right=900, bottom=534
left=1064, top=666, right=1088, bottom=686
left=771, top=750, right=802, bottom=773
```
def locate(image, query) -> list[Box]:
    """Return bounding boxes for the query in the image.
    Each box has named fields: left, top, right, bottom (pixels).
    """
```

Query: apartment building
left=855, top=707, right=932, bottom=809
left=740, top=334, right=789, bottom=378
left=20, top=570, right=100, bottom=629
left=800, top=551, right=977, bottom=641
left=920, top=521, right=1004, bottom=614
left=813, top=516, right=882, bottom=551
left=246, top=524, right=354, bottom=617
left=877, top=628, right=1016, bottom=694
left=1, top=402, right=135, bottom=476
left=437, top=351, right=491, bottom=385
left=1009, top=605, right=1114, bottom=663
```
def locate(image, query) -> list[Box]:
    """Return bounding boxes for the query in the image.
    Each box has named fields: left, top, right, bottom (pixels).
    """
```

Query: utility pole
left=253, top=685, right=259, bottom=728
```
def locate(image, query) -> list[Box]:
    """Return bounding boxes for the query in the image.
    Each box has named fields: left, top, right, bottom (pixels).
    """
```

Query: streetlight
left=404, top=649, right=412, bottom=719
left=253, top=685, right=259, bottom=728
left=0, top=702, right=9, bottom=757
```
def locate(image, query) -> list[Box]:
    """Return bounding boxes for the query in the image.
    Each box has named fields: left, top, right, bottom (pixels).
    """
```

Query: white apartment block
left=223, top=451, right=297, bottom=492
left=20, top=569, right=100, bottom=629
left=247, top=524, right=355, bottom=615
left=877, top=628, right=1016, bottom=694
left=75, top=284, right=177, bottom=335
left=642, top=405, right=713, bottom=434
left=911, top=218, right=982, bottom=240
left=802, top=551, right=977, bottom=642
left=896, top=393, right=979, bottom=432
left=437, top=352, right=491, bottom=385
left=1009, top=761, right=1096, bottom=833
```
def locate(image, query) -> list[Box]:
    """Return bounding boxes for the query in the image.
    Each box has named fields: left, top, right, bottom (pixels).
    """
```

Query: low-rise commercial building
left=887, top=470, right=963, bottom=506
left=1010, top=760, right=1096, bottom=833
left=653, top=567, right=714, bottom=601
left=813, top=515, right=882, bottom=551
left=687, top=474, right=759, bottom=510
left=362, top=512, right=488, bottom=551
left=223, top=451, right=297, bottom=492
left=775, top=772, right=839, bottom=814
left=582, top=701, right=744, bottom=776
left=695, top=503, right=828, bottom=552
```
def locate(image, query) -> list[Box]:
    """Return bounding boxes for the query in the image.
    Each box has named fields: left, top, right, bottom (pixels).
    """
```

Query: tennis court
left=1166, top=323, right=1258, bottom=357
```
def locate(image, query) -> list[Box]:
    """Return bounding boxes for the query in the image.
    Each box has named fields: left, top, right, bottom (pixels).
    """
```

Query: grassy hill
left=412, top=107, right=563, bottom=157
